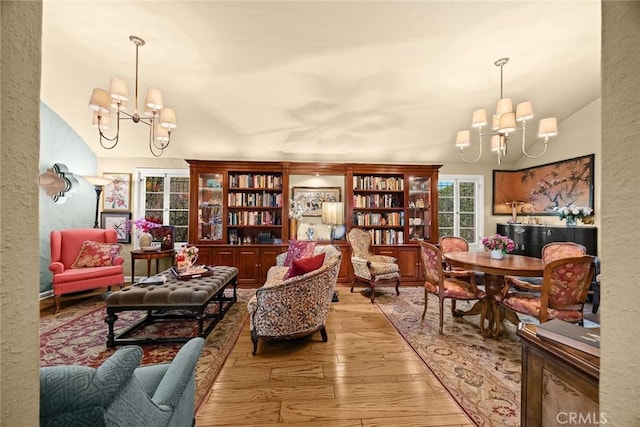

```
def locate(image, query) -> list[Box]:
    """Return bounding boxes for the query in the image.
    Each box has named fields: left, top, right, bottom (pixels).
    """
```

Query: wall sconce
left=39, top=163, right=78, bottom=204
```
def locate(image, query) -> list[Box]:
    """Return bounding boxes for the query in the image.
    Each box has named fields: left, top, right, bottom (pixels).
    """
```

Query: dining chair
left=418, top=241, right=487, bottom=334
left=497, top=255, right=595, bottom=336
left=347, top=228, right=401, bottom=303
left=504, top=241, right=586, bottom=292
left=439, top=236, right=471, bottom=271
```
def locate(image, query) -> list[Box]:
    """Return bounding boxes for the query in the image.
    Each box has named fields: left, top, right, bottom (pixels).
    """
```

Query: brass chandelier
left=88, top=35, right=177, bottom=157
left=455, top=57, right=557, bottom=165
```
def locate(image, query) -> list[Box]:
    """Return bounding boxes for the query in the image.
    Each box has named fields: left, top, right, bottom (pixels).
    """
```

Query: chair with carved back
left=347, top=228, right=401, bottom=303
left=497, top=255, right=595, bottom=336
left=418, top=241, right=487, bottom=335
left=504, top=242, right=586, bottom=292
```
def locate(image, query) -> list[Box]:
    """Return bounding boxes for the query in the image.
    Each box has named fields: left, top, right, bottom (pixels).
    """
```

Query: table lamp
left=322, top=202, right=344, bottom=244
left=85, top=176, right=114, bottom=228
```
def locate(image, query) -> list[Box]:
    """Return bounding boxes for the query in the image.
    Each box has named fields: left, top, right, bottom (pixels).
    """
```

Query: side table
left=130, top=249, right=175, bottom=283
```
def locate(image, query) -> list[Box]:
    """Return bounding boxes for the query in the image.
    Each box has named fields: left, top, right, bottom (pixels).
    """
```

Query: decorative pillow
left=285, top=252, right=326, bottom=279
left=71, top=240, right=123, bottom=268
left=283, top=239, right=317, bottom=267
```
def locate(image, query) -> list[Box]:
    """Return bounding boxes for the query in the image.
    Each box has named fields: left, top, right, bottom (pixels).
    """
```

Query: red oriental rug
left=40, top=288, right=252, bottom=410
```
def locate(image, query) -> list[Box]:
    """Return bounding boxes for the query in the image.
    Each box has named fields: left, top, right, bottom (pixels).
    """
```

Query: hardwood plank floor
left=195, top=285, right=473, bottom=427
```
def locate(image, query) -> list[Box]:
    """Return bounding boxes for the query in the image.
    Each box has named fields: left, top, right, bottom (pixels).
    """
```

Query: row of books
left=367, top=229, right=404, bottom=245
left=353, top=175, right=404, bottom=191
left=227, top=211, right=280, bottom=226
left=228, top=173, right=283, bottom=189
left=353, top=212, right=404, bottom=226
left=353, top=194, right=402, bottom=208
left=227, top=192, right=283, bottom=207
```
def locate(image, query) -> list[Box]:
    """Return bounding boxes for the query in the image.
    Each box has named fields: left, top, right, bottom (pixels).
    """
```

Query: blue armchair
left=40, top=337, right=204, bottom=427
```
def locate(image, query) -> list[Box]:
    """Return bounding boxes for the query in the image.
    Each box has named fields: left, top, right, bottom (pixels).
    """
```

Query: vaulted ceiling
left=41, top=0, right=601, bottom=166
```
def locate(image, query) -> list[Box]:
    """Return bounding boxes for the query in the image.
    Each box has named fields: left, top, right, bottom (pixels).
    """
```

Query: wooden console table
left=517, top=323, right=599, bottom=426
left=130, top=249, right=175, bottom=283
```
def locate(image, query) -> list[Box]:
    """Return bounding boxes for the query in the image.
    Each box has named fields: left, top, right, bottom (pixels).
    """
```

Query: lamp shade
left=155, top=124, right=170, bottom=144
left=159, top=107, right=177, bottom=129
left=109, top=78, right=129, bottom=101
left=92, top=112, right=111, bottom=129
left=538, top=117, right=558, bottom=138
left=498, top=112, right=516, bottom=133
left=145, top=88, right=164, bottom=110
left=471, top=109, right=487, bottom=128
left=496, top=98, right=513, bottom=115
left=490, top=135, right=501, bottom=152
left=88, top=88, right=111, bottom=114
left=455, top=130, right=470, bottom=148
left=516, top=101, right=534, bottom=122
left=85, top=175, right=113, bottom=187
left=322, top=202, right=344, bottom=225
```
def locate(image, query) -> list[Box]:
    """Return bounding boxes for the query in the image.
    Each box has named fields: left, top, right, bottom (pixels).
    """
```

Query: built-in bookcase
left=352, top=173, right=405, bottom=244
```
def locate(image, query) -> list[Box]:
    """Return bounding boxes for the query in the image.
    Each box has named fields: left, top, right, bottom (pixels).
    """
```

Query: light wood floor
left=195, top=285, right=473, bottom=427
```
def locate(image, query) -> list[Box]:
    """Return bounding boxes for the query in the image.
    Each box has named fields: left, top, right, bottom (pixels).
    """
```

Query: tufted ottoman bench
left=105, top=266, right=238, bottom=347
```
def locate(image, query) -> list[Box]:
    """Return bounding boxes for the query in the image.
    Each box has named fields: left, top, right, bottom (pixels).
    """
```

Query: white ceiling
left=41, top=0, right=601, bottom=166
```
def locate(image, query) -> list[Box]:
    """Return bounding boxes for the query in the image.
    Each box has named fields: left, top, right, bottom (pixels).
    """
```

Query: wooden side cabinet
left=517, top=324, right=600, bottom=427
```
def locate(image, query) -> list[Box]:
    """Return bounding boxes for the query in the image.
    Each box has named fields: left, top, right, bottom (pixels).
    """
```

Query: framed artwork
left=101, top=211, right=132, bottom=243
left=153, top=225, right=175, bottom=250
left=102, top=172, right=132, bottom=211
left=492, top=154, right=594, bottom=215
left=292, top=186, right=341, bottom=217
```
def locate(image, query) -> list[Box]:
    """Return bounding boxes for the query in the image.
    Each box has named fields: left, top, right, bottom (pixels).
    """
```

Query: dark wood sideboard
left=518, top=324, right=600, bottom=426
left=497, top=223, right=597, bottom=258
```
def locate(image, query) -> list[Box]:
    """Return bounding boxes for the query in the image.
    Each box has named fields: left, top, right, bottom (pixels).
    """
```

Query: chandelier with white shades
left=455, top=57, right=557, bottom=165
left=88, top=35, right=177, bottom=157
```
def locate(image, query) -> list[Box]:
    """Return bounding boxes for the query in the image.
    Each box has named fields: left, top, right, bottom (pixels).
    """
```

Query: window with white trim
left=438, top=175, right=484, bottom=249
left=136, top=169, right=190, bottom=244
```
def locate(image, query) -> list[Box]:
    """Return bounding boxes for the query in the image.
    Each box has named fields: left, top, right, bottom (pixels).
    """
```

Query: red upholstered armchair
left=49, top=228, right=125, bottom=313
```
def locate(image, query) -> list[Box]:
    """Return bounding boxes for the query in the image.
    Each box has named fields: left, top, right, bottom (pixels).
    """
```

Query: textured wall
left=39, top=103, right=98, bottom=292
left=0, top=1, right=42, bottom=425
left=601, top=2, right=640, bottom=425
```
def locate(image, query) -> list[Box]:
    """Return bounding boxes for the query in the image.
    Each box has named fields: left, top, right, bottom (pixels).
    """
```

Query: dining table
left=443, top=251, right=544, bottom=338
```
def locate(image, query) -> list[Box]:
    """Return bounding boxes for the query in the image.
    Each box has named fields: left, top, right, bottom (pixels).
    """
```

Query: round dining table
left=443, top=251, right=544, bottom=338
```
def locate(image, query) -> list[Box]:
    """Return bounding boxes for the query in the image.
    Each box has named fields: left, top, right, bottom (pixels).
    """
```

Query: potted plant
left=553, top=205, right=593, bottom=226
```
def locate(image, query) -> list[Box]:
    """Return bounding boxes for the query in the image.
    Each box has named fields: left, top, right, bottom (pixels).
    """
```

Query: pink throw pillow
left=71, top=240, right=123, bottom=268
left=285, top=253, right=326, bottom=279
left=283, top=239, right=317, bottom=267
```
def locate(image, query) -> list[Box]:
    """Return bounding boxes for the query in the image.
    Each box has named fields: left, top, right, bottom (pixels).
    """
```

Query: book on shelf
left=535, top=319, right=600, bottom=357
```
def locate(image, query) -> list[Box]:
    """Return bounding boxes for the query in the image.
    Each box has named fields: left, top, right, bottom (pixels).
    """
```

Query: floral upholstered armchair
left=347, top=228, right=400, bottom=303
left=497, top=255, right=595, bottom=336
left=49, top=228, right=125, bottom=313
left=247, top=245, right=342, bottom=355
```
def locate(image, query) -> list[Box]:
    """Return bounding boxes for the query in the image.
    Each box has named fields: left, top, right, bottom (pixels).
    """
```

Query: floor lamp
left=322, top=202, right=344, bottom=302
left=85, top=176, right=113, bottom=228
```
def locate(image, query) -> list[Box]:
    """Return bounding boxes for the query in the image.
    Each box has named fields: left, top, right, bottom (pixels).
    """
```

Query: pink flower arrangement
left=130, top=218, right=162, bottom=234
left=481, top=234, right=515, bottom=254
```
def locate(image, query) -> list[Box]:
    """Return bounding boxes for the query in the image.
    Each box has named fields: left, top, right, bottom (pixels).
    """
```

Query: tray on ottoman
left=105, top=265, right=238, bottom=347
left=170, top=265, right=214, bottom=280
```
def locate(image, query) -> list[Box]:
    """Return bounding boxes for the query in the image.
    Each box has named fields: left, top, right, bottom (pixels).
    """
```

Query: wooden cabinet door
left=236, top=247, right=260, bottom=284
left=397, top=246, right=420, bottom=282
left=212, top=247, right=235, bottom=267
left=258, top=246, right=286, bottom=282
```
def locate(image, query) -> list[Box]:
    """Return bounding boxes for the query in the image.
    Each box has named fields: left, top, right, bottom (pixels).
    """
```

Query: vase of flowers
left=288, top=199, right=304, bottom=239
left=553, top=205, right=593, bottom=227
left=130, top=218, right=162, bottom=249
left=481, top=234, right=515, bottom=259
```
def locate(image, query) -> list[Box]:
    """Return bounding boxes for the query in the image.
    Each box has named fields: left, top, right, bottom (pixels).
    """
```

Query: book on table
left=535, top=319, right=600, bottom=357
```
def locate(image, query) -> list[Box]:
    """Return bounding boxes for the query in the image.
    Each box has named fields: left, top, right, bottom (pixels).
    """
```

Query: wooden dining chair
left=497, top=255, right=595, bottom=336
left=504, top=242, right=586, bottom=292
left=418, top=241, right=487, bottom=334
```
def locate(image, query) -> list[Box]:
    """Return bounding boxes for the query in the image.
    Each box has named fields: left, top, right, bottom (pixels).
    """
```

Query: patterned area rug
left=40, top=288, right=252, bottom=410
left=374, top=287, right=521, bottom=427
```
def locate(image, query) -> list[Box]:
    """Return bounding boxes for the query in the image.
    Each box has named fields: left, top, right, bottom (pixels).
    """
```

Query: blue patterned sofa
left=39, top=337, right=204, bottom=427
left=247, top=244, right=342, bottom=355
